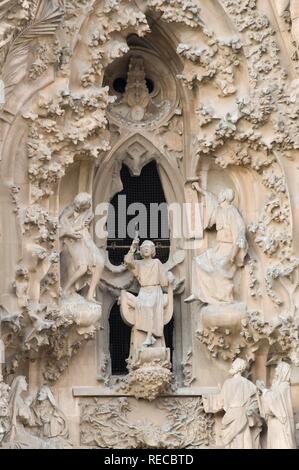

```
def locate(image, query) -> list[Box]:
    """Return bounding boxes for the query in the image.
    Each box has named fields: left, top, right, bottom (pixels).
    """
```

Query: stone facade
left=1, top=0, right=299, bottom=449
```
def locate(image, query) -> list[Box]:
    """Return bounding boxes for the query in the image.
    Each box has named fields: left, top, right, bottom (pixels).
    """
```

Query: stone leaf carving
left=24, top=87, right=113, bottom=202
left=177, top=38, right=241, bottom=95
left=1, top=1, right=63, bottom=97
left=147, top=0, right=203, bottom=29
left=182, top=349, right=195, bottom=387
left=44, top=280, right=102, bottom=383
left=197, top=310, right=299, bottom=366
left=80, top=396, right=214, bottom=449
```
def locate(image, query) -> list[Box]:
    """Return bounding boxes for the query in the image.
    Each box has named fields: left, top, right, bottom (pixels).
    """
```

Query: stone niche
left=1, top=0, right=299, bottom=450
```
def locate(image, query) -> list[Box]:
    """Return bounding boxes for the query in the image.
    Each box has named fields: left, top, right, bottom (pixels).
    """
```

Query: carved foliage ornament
left=80, top=397, right=215, bottom=449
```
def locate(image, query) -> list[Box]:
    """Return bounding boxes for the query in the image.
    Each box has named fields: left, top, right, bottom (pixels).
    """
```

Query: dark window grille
left=107, top=160, right=170, bottom=265
left=113, top=77, right=154, bottom=94
left=109, top=302, right=131, bottom=375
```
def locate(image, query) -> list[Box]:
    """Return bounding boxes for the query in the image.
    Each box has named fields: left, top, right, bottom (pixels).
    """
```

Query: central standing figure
left=120, top=238, right=174, bottom=366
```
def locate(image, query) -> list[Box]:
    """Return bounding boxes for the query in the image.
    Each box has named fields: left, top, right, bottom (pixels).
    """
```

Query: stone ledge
left=72, top=386, right=219, bottom=397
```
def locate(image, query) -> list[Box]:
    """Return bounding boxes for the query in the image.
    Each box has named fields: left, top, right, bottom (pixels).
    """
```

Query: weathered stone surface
left=1, top=0, right=299, bottom=449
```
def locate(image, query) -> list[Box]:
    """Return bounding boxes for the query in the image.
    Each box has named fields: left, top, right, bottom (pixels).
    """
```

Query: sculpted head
left=37, top=385, right=49, bottom=402
left=218, top=188, right=235, bottom=205
left=19, top=376, right=28, bottom=392
left=229, top=358, right=247, bottom=376
left=74, top=193, right=92, bottom=212
left=11, top=375, right=28, bottom=394
left=140, top=240, right=156, bottom=259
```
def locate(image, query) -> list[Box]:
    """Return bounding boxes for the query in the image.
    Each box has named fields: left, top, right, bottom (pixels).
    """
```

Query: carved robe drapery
left=59, top=195, right=105, bottom=296
left=191, top=191, right=247, bottom=304
left=258, top=363, right=296, bottom=449
left=203, top=375, right=260, bottom=449
left=33, top=388, right=68, bottom=440
left=121, top=253, right=169, bottom=339
left=60, top=207, right=98, bottom=286
left=2, top=377, right=47, bottom=449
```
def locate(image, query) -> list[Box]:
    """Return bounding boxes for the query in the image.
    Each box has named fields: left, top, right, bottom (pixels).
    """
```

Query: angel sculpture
left=120, top=237, right=175, bottom=368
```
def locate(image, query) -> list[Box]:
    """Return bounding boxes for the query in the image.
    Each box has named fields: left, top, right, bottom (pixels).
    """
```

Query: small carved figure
left=1, top=376, right=70, bottom=449
left=14, top=265, right=29, bottom=308
left=203, top=359, right=262, bottom=449
left=110, top=56, right=168, bottom=125
left=185, top=184, right=247, bottom=305
left=22, top=244, right=58, bottom=304
left=2, top=376, right=47, bottom=449
left=257, top=362, right=296, bottom=449
left=59, top=192, right=105, bottom=301
left=32, top=385, right=69, bottom=440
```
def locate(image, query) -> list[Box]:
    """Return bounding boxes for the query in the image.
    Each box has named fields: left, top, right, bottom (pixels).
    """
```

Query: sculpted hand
left=133, top=236, right=140, bottom=247
left=130, top=237, right=139, bottom=253
left=191, top=182, right=204, bottom=194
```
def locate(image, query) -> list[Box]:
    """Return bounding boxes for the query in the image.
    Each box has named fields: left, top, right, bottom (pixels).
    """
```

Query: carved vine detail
left=80, top=397, right=215, bottom=449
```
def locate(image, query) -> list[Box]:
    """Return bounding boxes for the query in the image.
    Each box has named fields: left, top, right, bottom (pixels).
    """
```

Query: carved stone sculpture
left=20, top=204, right=59, bottom=307
left=60, top=192, right=105, bottom=302
left=185, top=184, right=248, bottom=305
left=203, top=359, right=262, bottom=449
left=120, top=238, right=174, bottom=400
left=32, top=385, right=69, bottom=441
left=59, top=193, right=102, bottom=335
left=80, top=397, right=215, bottom=449
left=257, top=362, right=296, bottom=449
left=113, top=56, right=151, bottom=123
left=109, top=55, right=170, bottom=126
left=1, top=0, right=299, bottom=450
left=1, top=376, right=71, bottom=449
